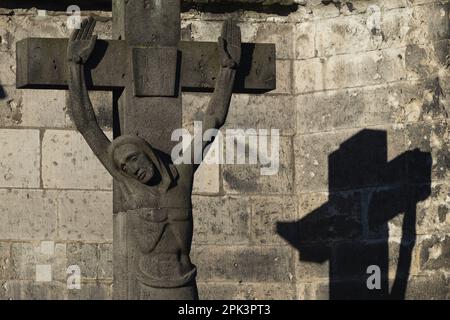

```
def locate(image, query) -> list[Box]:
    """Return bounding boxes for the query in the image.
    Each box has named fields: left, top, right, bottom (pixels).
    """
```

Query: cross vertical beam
left=112, top=0, right=183, bottom=299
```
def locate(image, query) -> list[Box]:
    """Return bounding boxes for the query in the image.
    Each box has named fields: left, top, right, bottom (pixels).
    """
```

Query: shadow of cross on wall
left=277, top=129, right=432, bottom=300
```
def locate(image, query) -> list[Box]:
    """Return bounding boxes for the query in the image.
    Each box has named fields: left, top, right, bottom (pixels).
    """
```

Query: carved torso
left=118, top=164, right=197, bottom=289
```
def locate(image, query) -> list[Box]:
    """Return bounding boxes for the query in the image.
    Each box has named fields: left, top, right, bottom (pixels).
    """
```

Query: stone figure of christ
left=67, top=17, right=241, bottom=299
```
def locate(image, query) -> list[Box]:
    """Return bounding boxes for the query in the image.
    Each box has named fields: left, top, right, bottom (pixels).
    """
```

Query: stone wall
left=0, top=0, right=448, bottom=300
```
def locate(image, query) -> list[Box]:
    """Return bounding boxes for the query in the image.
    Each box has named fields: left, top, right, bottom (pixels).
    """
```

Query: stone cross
left=16, top=0, right=275, bottom=299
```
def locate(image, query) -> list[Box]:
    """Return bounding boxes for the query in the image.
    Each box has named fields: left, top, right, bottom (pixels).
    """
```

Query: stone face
left=0, top=129, right=40, bottom=188
left=42, top=130, right=113, bottom=190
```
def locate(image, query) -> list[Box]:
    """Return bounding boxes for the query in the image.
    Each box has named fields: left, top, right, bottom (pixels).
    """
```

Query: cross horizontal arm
left=16, top=38, right=276, bottom=93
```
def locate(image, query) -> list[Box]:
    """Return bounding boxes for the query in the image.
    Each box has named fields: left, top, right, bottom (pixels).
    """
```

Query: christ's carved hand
left=67, top=16, right=98, bottom=64
left=218, top=19, right=241, bottom=69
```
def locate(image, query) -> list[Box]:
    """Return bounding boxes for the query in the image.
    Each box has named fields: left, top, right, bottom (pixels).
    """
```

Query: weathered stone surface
left=388, top=237, right=421, bottom=279
left=294, top=21, right=315, bottom=60
left=66, top=243, right=99, bottom=279
left=98, top=243, right=113, bottom=279
left=274, top=60, right=292, bottom=94
left=223, top=136, right=293, bottom=194
left=226, top=95, right=295, bottom=136
left=0, top=189, right=57, bottom=240
left=0, top=243, right=11, bottom=280
left=297, top=281, right=329, bottom=300
left=3, top=280, right=67, bottom=300
left=252, top=196, right=297, bottom=245
left=192, top=196, right=251, bottom=244
left=183, top=93, right=295, bottom=136
left=19, top=90, right=67, bottom=128
left=57, top=191, right=113, bottom=241
left=10, top=242, right=66, bottom=281
left=42, top=130, right=113, bottom=190
left=193, top=161, right=220, bottom=194
left=294, top=48, right=406, bottom=93
left=236, top=22, right=294, bottom=59
left=192, top=245, right=294, bottom=282
left=0, top=87, right=112, bottom=129
left=297, top=82, right=410, bottom=134
left=295, top=127, right=406, bottom=192
left=406, top=121, right=449, bottom=183
left=414, top=183, right=450, bottom=235
left=0, top=129, right=40, bottom=188
left=198, top=282, right=296, bottom=300
left=68, top=281, right=113, bottom=300
left=298, top=190, right=362, bottom=230
left=418, top=235, right=450, bottom=273
left=403, top=273, right=449, bottom=300
left=404, top=78, right=449, bottom=123
left=0, top=51, right=16, bottom=86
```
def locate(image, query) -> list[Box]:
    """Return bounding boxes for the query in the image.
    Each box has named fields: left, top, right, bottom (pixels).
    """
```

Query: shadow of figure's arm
left=390, top=205, right=416, bottom=300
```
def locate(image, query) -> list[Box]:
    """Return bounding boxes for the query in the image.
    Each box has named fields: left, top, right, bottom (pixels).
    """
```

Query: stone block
left=0, top=129, right=40, bottom=188
left=198, top=282, right=296, bottom=300
left=406, top=121, right=449, bottom=183
left=192, top=245, right=294, bottom=283
left=295, top=127, right=406, bottom=192
left=0, top=189, right=57, bottom=240
left=297, top=82, right=410, bottom=134
left=10, top=242, right=66, bottom=281
left=42, top=130, right=113, bottom=190
left=223, top=136, right=293, bottom=194
left=251, top=196, right=297, bottom=245
left=192, top=195, right=251, bottom=245
left=57, top=190, right=113, bottom=241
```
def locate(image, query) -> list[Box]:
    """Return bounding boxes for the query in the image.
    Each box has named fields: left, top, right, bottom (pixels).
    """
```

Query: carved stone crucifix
left=16, top=0, right=276, bottom=300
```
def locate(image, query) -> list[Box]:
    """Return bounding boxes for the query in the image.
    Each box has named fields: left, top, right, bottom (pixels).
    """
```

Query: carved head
left=109, top=135, right=161, bottom=185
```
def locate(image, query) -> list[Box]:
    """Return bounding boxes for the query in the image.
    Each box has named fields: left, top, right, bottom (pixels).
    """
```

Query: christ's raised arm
left=198, top=19, right=241, bottom=152
left=67, top=17, right=118, bottom=178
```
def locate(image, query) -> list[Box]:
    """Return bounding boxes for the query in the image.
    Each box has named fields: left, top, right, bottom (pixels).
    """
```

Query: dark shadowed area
left=277, top=129, right=432, bottom=300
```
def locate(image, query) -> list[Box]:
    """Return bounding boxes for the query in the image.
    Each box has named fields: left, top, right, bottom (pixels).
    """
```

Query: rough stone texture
left=42, top=130, right=112, bottom=190
left=57, top=190, right=113, bottom=241
left=192, top=196, right=251, bottom=244
left=0, top=0, right=449, bottom=299
left=0, top=190, right=57, bottom=240
left=0, top=129, right=40, bottom=188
